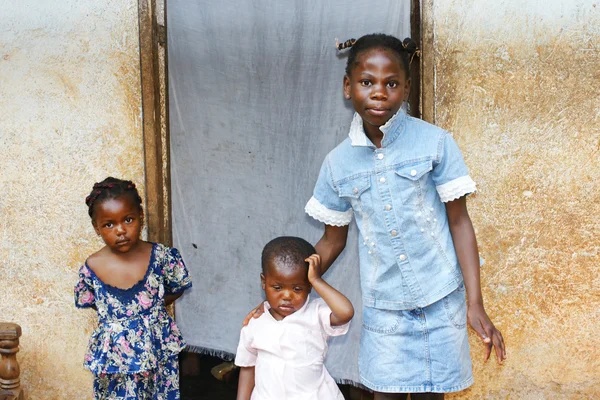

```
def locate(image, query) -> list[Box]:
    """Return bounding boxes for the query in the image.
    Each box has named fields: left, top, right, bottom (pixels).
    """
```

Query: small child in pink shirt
left=235, top=236, right=355, bottom=400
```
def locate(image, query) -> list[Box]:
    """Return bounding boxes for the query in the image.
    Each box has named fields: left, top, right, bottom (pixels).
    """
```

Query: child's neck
left=365, top=127, right=384, bottom=148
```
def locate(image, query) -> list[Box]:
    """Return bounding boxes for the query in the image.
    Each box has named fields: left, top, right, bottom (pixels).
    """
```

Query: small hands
left=305, top=254, right=323, bottom=284
left=468, top=303, right=506, bottom=364
left=242, top=303, right=264, bottom=326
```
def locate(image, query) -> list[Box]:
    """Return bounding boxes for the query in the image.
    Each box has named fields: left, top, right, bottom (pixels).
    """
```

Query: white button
left=399, top=254, right=407, bottom=261
left=416, top=212, right=421, bottom=217
left=430, top=232, right=435, bottom=237
left=426, top=218, right=430, bottom=222
left=385, top=204, right=391, bottom=211
left=379, top=177, right=386, bottom=183
left=391, top=230, right=398, bottom=236
left=365, top=237, right=369, bottom=241
left=368, top=250, right=372, bottom=254
left=430, top=207, right=434, bottom=211
left=377, top=153, right=384, bottom=160
left=371, top=242, right=375, bottom=246
left=410, top=169, right=417, bottom=176
left=420, top=228, right=425, bottom=232
left=353, top=188, right=359, bottom=194
left=433, top=218, right=437, bottom=222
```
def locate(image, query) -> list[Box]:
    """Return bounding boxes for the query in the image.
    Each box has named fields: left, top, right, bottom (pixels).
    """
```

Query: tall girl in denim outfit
left=304, top=34, right=506, bottom=399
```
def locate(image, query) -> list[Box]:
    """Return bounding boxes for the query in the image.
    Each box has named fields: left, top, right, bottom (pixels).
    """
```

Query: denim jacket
left=305, top=110, right=476, bottom=310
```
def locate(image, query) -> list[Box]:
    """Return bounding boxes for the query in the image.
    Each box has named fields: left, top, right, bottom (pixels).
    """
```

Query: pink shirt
left=235, top=296, right=350, bottom=400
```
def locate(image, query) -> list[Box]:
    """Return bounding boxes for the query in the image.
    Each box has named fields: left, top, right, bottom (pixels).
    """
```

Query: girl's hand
left=467, top=303, right=506, bottom=364
left=242, top=303, right=264, bottom=326
left=305, top=254, right=323, bottom=284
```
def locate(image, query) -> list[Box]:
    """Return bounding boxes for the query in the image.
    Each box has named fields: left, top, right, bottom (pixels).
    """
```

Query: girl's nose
left=370, top=85, right=387, bottom=100
left=116, top=224, right=125, bottom=234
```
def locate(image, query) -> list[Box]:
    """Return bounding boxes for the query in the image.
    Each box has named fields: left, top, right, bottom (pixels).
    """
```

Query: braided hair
left=85, top=177, right=143, bottom=219
left=337, top=33, right=418, bottom=79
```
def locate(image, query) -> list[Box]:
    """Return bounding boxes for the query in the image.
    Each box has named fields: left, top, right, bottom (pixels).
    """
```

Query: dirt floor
left=179, top=353, right=371, bottom=400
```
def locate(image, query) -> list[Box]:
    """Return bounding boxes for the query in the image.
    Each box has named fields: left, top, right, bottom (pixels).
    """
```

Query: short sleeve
left=305, top=156, right=353, bottom=226
left=74, top=265, right=96, bottom=308
left=234, top=324, right=257, bottom=367
left=315, top=298, right=350, bottom=337
left=164, top=247, right=193, bottom=295
left=432, top=133, right=477, bottom=202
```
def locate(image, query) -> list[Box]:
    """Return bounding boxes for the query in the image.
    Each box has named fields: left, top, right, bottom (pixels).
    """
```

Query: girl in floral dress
left=74, top=177, right=192, bottom=399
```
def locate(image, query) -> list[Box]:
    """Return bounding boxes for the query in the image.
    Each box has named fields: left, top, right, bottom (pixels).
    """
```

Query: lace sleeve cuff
left=436, top=175, right=477, bottom=202
left=305, top=196, right=353, bottom=226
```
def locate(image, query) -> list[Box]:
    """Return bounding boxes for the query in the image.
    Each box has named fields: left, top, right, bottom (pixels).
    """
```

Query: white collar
left=348, top=109, right=405, bottom=147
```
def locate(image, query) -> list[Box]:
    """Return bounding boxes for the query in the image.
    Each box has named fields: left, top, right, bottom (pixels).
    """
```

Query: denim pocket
left=443, top=283, right=467, bottom=329
left=395, top=160, right=433, bottom=181
left=394, top=160, right=433, bottom=204
left=338, top=175, right=373, bottom=216
left=362, top=307, right=401, bottom=334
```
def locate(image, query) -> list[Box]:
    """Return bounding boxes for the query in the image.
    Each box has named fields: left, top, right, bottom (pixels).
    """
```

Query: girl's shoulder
left=151, top=242, right=185, bottom=264
left=85, top=246, right=110, bottom=275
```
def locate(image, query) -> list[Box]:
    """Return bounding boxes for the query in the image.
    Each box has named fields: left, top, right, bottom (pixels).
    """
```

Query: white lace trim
left=305, top=196, right=353, bottom=226
left=348, top=113, right=369, bottom=146
left=348, top=109, right=406, bottom=147
left=436, top=175, right=477, bottom=202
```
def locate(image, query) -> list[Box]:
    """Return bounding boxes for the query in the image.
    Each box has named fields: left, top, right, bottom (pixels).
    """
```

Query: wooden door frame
left=138, top=0, right=172, bottom=246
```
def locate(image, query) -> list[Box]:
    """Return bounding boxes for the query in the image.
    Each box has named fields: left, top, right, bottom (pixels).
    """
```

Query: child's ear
left=404, top=78, right=411, bottom=100
left=92, top=220, right=100, bottom=236
left=260, top=273, right=266, bottom=290
left=343, top=75, right=351, bottom=99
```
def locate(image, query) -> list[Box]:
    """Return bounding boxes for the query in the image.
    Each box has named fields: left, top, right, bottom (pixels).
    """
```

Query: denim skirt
left=359, top=284, right=473, bottom=393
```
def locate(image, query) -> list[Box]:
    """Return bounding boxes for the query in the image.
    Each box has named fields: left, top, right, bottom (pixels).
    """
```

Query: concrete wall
left=429, top=1, right=600, bottom=398
left=0, top=0, right=143, bottom=398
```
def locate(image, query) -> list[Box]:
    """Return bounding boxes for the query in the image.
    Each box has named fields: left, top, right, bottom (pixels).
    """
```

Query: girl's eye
left=272, top=286, right=281, bottom=290
left=387, top=81, right=398, bottom=88
left=360, top=80, right=371, bottom=87
left=125, top=217, right=133, bottom=223
left=104, top=223, right=113, bottom=228
left=293, top=287, right=302, bottom=292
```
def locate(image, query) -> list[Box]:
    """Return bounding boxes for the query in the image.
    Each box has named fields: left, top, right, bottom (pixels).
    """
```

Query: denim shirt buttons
left=306, top=110, right=478, bottom=310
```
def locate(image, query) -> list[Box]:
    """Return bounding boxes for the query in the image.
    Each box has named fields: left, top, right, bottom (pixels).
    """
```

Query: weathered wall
left=429, top=1, right=600, bottom=398
left=0, top=0, right=143, bottom=398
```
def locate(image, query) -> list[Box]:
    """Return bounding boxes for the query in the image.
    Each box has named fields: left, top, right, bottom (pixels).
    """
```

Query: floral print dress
left=74, top=243, right=192, bottom=400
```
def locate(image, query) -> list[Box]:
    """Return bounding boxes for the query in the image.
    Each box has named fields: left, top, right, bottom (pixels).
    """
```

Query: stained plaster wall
left=429, top=1, right=600, bottom=398
left=0, top=0, right=144, bottom=398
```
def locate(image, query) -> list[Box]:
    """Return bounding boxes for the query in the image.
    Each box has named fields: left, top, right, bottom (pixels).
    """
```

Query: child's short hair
left=85, top=177, right=143, bottom=219
left=261, top=236, right=316, bottom=274
left=339, top=33, right=418, bottom=78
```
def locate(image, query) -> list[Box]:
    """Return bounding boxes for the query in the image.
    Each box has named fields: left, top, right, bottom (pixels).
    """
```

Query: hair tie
left=335, top=38, right=356, bottom=51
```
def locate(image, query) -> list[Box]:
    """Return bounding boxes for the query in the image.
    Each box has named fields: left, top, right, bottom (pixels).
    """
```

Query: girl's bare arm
left=306, top=254, right=354, bottom=326
left=446, top=196, right=506, bottom=364
left=314, top=224, right=349, bottom=274
left=236, top=366, right=255, bottom=400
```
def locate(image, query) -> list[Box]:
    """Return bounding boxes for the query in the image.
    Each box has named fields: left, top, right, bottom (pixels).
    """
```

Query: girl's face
left=343, top=48, right=410, bottom=138
left=261, top=260, right=311, bottom=321
left=92, top=195, right=143, bottom=254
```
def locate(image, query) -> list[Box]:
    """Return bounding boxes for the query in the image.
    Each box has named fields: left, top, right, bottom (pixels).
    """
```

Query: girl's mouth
left=367, top=108, right=388, bottom=117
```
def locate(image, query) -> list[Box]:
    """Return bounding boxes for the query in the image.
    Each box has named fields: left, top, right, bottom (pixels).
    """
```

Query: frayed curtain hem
left=183, top=345, right=235, bottom=362
left=334, top=378, right=372, bottom=392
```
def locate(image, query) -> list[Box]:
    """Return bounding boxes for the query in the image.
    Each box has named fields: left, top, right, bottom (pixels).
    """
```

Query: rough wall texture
left=0, top=1, right=143, bottom=398
left=431, top=1, right=600, bottom=398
